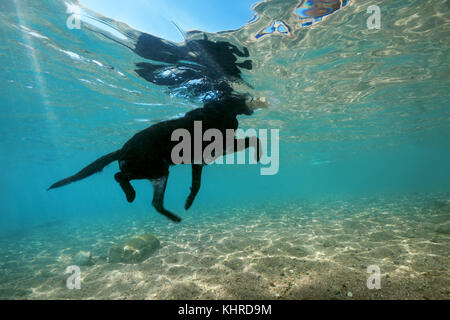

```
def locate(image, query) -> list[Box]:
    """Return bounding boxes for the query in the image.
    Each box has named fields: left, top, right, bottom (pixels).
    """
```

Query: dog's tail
left=47, top=149, right=122, bottom=190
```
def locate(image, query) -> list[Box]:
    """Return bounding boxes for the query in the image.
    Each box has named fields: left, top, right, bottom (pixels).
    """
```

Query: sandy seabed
left=0, top=192, right=449, bottom=300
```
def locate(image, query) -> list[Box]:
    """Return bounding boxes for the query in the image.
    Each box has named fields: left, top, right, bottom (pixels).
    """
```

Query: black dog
left=48, top=95, right=261, bottom=223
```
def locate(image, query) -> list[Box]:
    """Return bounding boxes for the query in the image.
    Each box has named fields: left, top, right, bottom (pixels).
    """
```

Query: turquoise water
left=0, top=0, right=449, bottom=299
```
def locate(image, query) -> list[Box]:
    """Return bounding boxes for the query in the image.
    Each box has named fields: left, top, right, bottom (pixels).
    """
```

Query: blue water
left=0, top=0, right=449, bottom=299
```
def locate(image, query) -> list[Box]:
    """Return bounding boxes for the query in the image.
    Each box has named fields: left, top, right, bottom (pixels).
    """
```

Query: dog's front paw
left=255, top=138, right=263, bottom=162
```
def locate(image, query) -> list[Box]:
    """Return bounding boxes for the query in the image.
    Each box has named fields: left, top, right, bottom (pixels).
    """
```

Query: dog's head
left=223, top=94, right=254, bottom=116
left=204, top=93, right=254, bottom=116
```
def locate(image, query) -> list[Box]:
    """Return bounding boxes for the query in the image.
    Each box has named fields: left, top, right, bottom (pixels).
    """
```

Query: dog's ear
left=241, top=94, right=255, bottom=115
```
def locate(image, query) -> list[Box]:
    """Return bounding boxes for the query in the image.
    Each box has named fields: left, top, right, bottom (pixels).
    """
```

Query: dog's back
left=118, top=105, right=239, bottom=166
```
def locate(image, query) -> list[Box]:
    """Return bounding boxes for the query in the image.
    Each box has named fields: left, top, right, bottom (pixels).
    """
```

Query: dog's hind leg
left=185, top=164, right=203, bottom=210
left=151, top=175, right=182, bottom=223
left=114, top=172, right=136, bottom=203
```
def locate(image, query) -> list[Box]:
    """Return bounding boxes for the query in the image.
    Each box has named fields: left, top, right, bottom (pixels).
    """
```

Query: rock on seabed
left=73, top=250, right=93, bottom=266
left=108, top=234, right=160, bottom=263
